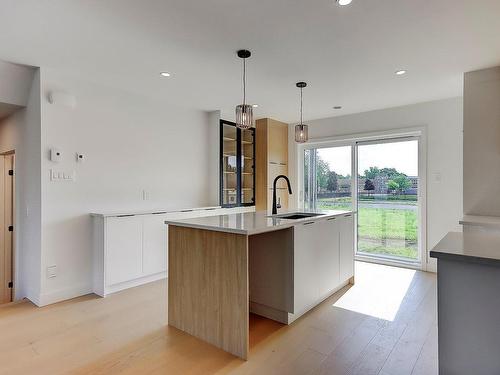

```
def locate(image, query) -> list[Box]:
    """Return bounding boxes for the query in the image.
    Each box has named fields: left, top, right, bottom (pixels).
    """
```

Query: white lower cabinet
left=318, top=217, right=340, bottom=298
left=339, top=214, right=355, bottom=283
left=292, top=214, right=354, bottom=320
left=93, top=206, right=255, bottom=297
left=106, top=216, right=143, bottom=286
left=293, top=221, right=321, bottom=314
left=142, top=214, right=169, bottom=276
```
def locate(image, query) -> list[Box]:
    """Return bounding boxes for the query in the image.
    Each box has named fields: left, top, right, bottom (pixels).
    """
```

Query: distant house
left=329, top=176, right=419, bottom=195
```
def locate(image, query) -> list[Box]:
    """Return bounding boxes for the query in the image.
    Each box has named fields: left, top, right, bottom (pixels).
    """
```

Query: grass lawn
left=317, top=198, right=418, bottom=260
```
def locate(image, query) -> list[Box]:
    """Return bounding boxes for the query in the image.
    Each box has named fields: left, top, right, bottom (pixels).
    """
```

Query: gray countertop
left=430, top=231, right=500, bottom=266
left=165, top=209, right=355, bottom=235
left=460, top=214, right=500, bottom=229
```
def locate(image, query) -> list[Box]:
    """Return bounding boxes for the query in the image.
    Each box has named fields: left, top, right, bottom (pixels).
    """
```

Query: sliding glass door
left=303, top=136, right=422, bottom=267
left=356, top=138, right=419, bottom=262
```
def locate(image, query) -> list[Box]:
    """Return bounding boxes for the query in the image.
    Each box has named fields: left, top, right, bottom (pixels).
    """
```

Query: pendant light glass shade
left=295, top=124, right=308, bottom=143
left=295, top=82, right=309, bottom=143
left=235, top=104, right=253, bottom=130
left=235, top=50, right=254, bottom=129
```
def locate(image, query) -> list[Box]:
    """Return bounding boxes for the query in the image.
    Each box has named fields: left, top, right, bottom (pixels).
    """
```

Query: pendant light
left=295, top=82, right=309, bottom=143
left=235, top=49, right=253, bottom=129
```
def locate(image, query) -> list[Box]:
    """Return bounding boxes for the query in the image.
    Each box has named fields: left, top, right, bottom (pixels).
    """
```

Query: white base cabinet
left=92, top=206, right=255, bottom=297
left=290, top=213, right=354, bottom=322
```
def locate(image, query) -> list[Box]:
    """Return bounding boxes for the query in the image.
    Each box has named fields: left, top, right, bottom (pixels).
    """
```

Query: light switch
left=50, top=169, right=75, bottom=182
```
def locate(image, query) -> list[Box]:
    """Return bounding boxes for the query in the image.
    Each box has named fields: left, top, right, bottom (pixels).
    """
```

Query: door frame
left=296, top=126, right=428, bottom=271
left=0, top=151, right=15, bottom=303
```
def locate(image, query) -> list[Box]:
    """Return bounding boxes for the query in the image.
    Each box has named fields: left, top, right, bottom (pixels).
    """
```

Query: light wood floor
left=0, top=262, right=437, bottom=375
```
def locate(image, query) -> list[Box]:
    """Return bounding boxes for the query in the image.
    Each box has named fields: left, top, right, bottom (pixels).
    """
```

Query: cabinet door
left=143, top=214, right=168, bottom=275
left=339, top=214, right=355, bottom=282
left=106, top=216, right=143, bottom=286
left=267, top=188, right=289, bottom=213
left=268, top=121, right=288, bottom=164
left=268, top=162, right=288, bottom=188
left=318, top=218, right=340, bottom=298
left=294, top=221, right=320, bottom=313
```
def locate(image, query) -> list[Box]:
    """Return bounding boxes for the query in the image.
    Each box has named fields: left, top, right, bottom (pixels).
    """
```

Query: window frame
left=295, top=126, right=427, bottom=271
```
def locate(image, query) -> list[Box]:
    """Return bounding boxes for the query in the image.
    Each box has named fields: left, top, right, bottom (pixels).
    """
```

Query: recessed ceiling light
left=160, top=72, right=171, bottom=77
left=252, top=104, right=259, bottom=108
left=333, top=106, right=342, bottom=110
left=395, top=70, right=407, bottom=76
left=337, top=0, right=353, bottom=5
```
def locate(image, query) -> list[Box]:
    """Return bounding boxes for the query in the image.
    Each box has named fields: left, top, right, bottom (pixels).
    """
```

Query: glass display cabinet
left=220, top=120, right=255, bottom=207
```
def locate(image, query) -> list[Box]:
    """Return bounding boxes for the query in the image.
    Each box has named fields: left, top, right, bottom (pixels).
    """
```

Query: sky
left=316, top=140, right=418, bottom=177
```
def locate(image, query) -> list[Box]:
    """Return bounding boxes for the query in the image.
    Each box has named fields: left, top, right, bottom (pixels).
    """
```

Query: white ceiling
left=0, top=0, right=499, bottom=122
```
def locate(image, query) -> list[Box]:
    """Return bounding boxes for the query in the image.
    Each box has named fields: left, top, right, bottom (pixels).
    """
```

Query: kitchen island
left=165, top=210, right=355, bottom=359
left=431, top=231, right=500, bottom=375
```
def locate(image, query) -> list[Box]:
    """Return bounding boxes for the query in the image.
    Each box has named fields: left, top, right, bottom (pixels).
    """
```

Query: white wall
left=0, top=112, right=19, bottom=153
left=288, top=97, right=463, bottom=271
left=38, top=69, right=219, bottom=305
left=0, top=70, right=42, bottom=302
left=0, top=59, right=36, bottom=107
left=463, top=66, right=500, bottom=216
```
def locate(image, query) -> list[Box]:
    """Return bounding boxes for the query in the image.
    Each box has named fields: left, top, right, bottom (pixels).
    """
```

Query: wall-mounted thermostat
left=50, top=148, right=62, bottom=162
left=76, top=153, right=85, bottom=163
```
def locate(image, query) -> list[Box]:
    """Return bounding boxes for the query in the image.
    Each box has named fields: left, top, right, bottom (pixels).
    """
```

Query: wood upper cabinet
left=267, top=121, right=288, bottom=164
left=255, top=118, right=289, bottom=212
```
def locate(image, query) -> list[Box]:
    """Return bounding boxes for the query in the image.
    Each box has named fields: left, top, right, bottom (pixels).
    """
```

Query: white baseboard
left=24, top=287, right=42, bottom=306
left=102, top=272, right=166, bottom=297
left=426, top=259, right=437, bottom=273
left=37, top=283, right=93, bottom=307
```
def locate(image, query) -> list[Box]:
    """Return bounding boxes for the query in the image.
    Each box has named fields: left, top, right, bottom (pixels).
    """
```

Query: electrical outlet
left=142, top=190, right=150, bottom=201
left=47, top=265, right=57, bottom=278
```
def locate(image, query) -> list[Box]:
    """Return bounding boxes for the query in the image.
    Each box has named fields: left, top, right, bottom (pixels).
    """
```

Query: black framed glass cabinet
left=220, top=120, right=255, bottom=207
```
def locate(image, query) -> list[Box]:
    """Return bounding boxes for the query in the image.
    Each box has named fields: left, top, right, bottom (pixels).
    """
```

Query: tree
left=316, top=157, right=330, bottom=191
left=387, top=174, right=412, bottom=194
left=327, top=171, right=338, bottom=192
left=364, top=166, right=380, bottom=179
left=393, top=174, right=412, bottom=194
left=379, top=167, right=400, bottom=178
left=387, top=180, right=399, bottom=193
left=364, top=179, right=375, bottom=195
left=364, top=166, right=402, bottom=179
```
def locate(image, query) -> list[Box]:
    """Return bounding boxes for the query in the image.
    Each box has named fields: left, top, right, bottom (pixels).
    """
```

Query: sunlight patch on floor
left=333, top=261, right=416, bottom=321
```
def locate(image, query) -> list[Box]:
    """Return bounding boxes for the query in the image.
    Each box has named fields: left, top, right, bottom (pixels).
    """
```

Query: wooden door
left=0, top=154, right=14, bottom=304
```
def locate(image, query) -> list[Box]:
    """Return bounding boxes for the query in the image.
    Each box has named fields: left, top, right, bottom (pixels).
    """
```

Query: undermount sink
left=271, top=212, right=323, bottom=220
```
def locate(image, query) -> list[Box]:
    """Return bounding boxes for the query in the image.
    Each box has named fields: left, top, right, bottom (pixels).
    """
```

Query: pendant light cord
left=242, top=57, right=246, bottom=105
left=300, top=87, right=303, bottom=125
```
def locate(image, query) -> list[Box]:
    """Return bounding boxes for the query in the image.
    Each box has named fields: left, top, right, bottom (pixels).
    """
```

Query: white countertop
left=90, top=205, right=255, bottom=218
left=460, top=215, right=500, bottom=229
left=165, top=209, right=355, bottom=235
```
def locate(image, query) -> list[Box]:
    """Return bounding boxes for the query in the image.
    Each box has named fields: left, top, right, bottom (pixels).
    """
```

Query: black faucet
left=272, top=175, right=293, bottom=215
